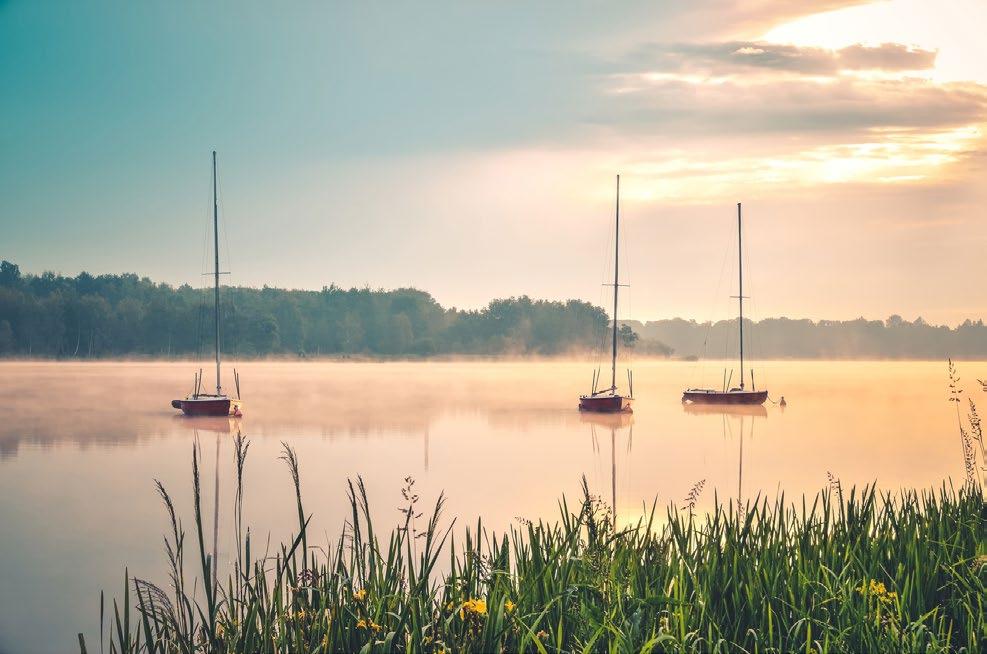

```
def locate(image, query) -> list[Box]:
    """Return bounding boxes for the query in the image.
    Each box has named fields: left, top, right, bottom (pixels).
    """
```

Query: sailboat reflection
left=683, top=402, right=766, bottom=511
left=171, top=415, right=240, bottom=434
left=682, top=403, right=767, bottom=419
left=581, top=412, right=633, bottom=521
left=178, top=423, right=229, bottom=590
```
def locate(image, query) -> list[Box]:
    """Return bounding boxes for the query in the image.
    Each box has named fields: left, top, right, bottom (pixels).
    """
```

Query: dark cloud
left=618, top=41, right=937, bottom=77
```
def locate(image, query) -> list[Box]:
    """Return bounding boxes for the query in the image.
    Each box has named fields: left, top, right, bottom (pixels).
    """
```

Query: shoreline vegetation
left=87, top=444, right=985, bottom=653
left=5, top=261, right=987, bottom=361
left=81, top=364, right=986, bottom=652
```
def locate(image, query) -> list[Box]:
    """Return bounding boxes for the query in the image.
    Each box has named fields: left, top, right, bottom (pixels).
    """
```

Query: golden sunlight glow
left=762, top=0, right=987, bottom=84
left=598, top=0, right=987, bottom=205
left=617, top=125, right=982, bottom=203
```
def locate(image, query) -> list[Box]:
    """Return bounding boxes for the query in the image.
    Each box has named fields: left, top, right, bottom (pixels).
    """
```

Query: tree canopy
left=2, top=260, right=981, bottom=360
left=0, top=261, right=617, bottom=358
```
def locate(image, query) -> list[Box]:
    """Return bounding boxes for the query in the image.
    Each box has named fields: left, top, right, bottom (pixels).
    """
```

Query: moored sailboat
left=683, top=203, right=767, bottom=406
left=579, top=176, right=633, bottom=413
left=172, top=152, right=243, bottom=417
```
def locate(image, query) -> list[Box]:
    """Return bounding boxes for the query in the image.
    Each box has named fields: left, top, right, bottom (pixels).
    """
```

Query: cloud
left=599, top=76, right=987, bottom=138
left=617, top=41, right=937, bottom=77
left=837, top=43, right=937, bottom=71
left=656, top=1, right=872, bottom=39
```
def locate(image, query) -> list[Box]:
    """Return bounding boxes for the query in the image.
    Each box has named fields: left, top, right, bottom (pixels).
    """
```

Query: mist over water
left=0, top=359, right=977, bottom=653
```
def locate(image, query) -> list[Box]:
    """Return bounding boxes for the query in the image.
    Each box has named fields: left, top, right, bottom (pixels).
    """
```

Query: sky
left=2, top=0, right=986, bottom=325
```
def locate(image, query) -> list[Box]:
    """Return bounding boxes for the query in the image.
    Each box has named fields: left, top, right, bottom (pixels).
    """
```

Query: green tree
left=618, top=323, right=639, bottom=348
left=0, top=261, right=21, bottom=287
left=0, top=320, right=13, bottom=352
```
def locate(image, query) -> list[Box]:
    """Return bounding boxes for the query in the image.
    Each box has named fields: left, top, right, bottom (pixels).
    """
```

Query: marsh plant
left=82, top=432, right=986, bottom=654
left=948, top=359, right=987, bottom=488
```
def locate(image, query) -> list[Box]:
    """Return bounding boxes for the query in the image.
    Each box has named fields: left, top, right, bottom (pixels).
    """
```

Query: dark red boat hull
left=682, top=390, right=767, bottom=406
left=579, top=395, right=633, bottom=413
left=173, top=397, right=242, bottom=417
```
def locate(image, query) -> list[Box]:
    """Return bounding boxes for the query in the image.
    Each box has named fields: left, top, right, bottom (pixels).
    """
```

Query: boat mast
left=213, top=151, right=222, bottom=396
left=737, top=202, right=744, bottom=390
left=611, top=175, right=620, bottom=392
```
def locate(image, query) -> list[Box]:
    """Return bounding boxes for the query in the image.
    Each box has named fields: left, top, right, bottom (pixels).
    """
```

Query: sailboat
left=682, top=203, right=768, bottom=406
left=579, top=176, right=633, bottom=413
left=171, top=152, right=243, bottom=417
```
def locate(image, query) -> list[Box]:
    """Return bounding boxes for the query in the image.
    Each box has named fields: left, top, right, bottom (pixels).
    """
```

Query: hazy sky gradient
left=2, top=1, right=986, bottom=324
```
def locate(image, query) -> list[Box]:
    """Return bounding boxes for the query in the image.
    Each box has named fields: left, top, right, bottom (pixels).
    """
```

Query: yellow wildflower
left=536, top=629, right=548, bottom=640
left=353, top=588, right=368, bottom=602
left=354, top=617, right=382, bottom=632
left=459, top=598, right=487, bottom=619
left=504, top=599, right=516, bottom=613
left=857, top=579, right=897, bottom=605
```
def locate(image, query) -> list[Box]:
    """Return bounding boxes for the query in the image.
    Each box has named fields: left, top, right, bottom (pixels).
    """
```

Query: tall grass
left=83, top=436, right=985, bottom=654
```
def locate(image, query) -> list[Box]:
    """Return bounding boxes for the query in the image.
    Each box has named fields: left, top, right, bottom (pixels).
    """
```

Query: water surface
left=0, top=359, right=974, bottom=653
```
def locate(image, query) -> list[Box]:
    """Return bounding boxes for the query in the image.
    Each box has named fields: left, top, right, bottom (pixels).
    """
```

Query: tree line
left=0, top=261, right=621, bottom=358
left=2, top=260, right=983, bottom=360
left=623, top=316, right=987, bottom=360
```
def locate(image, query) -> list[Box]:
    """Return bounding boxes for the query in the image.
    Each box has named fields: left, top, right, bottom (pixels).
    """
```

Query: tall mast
left=737, top=202, right=744, bottom=390
left=611, top=175, right=620, bottom=391
left=213, top=151, right=222, bottom=396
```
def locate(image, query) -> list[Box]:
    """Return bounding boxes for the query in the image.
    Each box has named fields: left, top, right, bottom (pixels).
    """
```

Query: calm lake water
left=0, top=359, right=977, bottom=653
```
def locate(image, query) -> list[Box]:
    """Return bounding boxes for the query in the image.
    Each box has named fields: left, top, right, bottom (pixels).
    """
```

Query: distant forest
left=622, top=317, right=987, bottom=360
left=0, top=261, right=619, bottom=357
left=0, top=260, right=984, bottom=359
